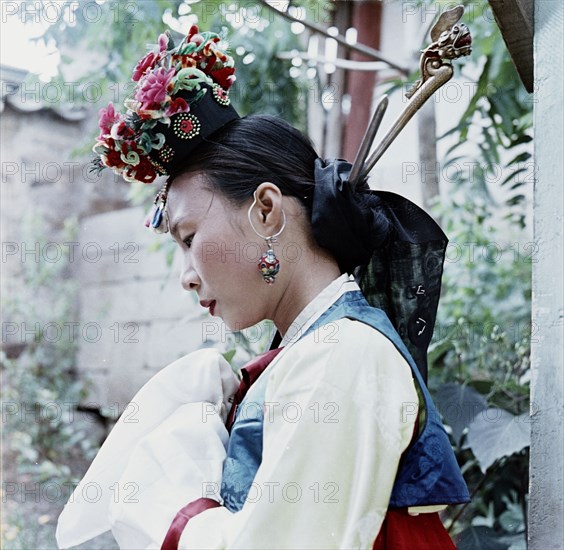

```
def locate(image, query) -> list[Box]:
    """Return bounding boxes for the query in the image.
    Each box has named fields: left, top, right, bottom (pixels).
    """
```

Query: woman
left=58, top=26, right=469, bottom=549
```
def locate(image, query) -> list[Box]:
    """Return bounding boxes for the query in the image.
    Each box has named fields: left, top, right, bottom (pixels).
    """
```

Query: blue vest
left=220, top=291, right=470, bottom=512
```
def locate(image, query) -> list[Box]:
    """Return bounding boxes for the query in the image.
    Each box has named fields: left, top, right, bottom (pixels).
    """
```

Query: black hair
left=168, top=115, right=317, bottom=213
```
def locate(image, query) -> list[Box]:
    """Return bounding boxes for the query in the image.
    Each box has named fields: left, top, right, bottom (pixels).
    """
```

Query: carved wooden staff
left=349, top=5, right=472, bottom=189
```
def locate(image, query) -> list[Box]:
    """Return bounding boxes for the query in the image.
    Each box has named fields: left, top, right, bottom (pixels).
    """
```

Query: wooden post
left=341, top=1, right=382, bottom=163
left=417, top=100, right=440, bottom=208
left=528, top=1, right=564, bottom=548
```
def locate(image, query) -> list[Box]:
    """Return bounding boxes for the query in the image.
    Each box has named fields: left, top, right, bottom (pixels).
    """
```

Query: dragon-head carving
left=406, top=5, right=472, bottom=98
left=429, top=6, right=472, bottom=60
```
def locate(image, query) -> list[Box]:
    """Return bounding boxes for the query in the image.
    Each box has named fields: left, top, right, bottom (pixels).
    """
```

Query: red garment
left=373, top=508, right=456, bottom=549
left=161, top=498, right=220, bottom=550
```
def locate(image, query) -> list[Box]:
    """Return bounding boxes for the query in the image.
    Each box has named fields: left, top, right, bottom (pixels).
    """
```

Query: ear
left=252, top=182, right=285, bottom=234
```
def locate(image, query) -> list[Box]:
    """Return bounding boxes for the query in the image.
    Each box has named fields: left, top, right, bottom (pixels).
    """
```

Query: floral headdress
left=93, top=26, right=240, bottom=230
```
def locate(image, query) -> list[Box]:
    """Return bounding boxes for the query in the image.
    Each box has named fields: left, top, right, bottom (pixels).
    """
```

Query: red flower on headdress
left=180, top=119, right=193, bottom=132
left=186, top=25, right=200, bottom=42
left=172, top=53, right=197, bottom=69
left=104, top=146, right=125, bottom=169
left=94, top=136, right=126, bottom=170
left=166, top=97, right=189, bottom=117
left=210, top=67, right=236, bottom=90
left=135, top=67, right=175, bottom=113
left=132, top=158, right=158, bottom=184
left=110, top=118, right=135, bottom=140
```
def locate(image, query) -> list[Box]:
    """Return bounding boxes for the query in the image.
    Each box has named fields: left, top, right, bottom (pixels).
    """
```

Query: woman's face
left=166, top=172, right=275, bottom=330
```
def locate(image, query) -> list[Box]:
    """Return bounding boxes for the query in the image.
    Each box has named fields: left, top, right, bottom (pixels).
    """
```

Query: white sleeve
left=179, top=319, right=418, bottom=549
left=56, top=348, right=239, bottom=550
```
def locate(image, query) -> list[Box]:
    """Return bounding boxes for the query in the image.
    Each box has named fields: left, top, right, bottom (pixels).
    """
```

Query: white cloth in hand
left=56, top=348, right=238, bottom=550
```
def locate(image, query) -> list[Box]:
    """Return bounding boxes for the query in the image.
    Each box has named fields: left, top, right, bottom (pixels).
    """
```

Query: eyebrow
left=170, top=216, right=187, bottom=240
left=169, top=193, right=215, bottom=239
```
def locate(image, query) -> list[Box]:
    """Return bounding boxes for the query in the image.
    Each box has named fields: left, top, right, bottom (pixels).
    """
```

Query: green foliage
left=36, top=0, right=184, bottom=101
left=36, top=0, right=308, bottom=127
left=1, top=214, right=99, bottom=549
left=188, top=1, right=309, bottom=127
left=429, top=197, right=531, bottom=546
left=404, top=2, right=535, bottom=546
left=439, top=0, right=534, bottom=225
left=382, top=0, right=533, bottom=223
left=2, top=215, right=94, bottom=470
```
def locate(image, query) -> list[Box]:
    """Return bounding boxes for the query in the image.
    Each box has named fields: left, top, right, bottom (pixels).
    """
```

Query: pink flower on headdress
left=135, top=67, right=175, bottom=113
left=158, top=33, right=169, bottom=52
left=165, top=97, right=189, bottom=117
left=132, top=34, right=169, bottom=82
left=98, top=103, right=119, bottom=136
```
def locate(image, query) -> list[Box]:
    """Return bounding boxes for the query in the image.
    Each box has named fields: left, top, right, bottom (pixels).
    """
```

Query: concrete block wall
left=76, top=206, right=220, bottom=409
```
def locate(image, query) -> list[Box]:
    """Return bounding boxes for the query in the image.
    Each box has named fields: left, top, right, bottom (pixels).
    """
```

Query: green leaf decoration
left=467, top=409, right=530, bottom=472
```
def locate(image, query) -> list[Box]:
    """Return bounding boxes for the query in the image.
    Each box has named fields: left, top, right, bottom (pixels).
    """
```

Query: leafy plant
left=396, top=2, right=535, bottom=546
left=1, top=214, right=100, bottom=549
left=428, top=193, right=531, bottom=547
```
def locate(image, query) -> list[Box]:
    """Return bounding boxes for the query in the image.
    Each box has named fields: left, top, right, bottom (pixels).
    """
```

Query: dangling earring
left=247, top=192, right=287, bottom=285
left=144, top=182, right=171, bottom=234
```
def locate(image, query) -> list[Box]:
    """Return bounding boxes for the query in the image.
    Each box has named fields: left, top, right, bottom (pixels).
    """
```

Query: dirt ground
left=2, top=421, right=119, bottom=550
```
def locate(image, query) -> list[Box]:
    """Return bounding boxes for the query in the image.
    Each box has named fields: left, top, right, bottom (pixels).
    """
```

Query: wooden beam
left=488, top=0, right=533, bottom=92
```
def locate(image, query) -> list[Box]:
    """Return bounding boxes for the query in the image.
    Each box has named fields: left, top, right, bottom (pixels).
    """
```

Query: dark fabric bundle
left=311, top=158, right=448, bottom=382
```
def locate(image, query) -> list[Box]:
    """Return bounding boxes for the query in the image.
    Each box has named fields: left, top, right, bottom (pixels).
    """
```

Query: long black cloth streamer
left=310, top=158, right=448, bottom=382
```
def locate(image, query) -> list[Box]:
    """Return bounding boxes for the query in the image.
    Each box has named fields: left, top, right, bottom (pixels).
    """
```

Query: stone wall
left=75, top=207, right=215, bottom=408
left=0, top=100, right=211, bottom=409
left=1, top=101, right=129, bottom=286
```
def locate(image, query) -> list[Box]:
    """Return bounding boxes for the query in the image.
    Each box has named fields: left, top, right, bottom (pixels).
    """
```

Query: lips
left=200, top=300, right=216, bottom=316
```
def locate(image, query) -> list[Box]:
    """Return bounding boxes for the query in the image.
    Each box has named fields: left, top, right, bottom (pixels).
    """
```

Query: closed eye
left=182, top=235, right=194, bottom=248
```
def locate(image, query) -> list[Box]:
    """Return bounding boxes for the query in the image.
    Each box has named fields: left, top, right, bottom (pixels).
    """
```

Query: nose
left=180, top=258, right=200, bottom=292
